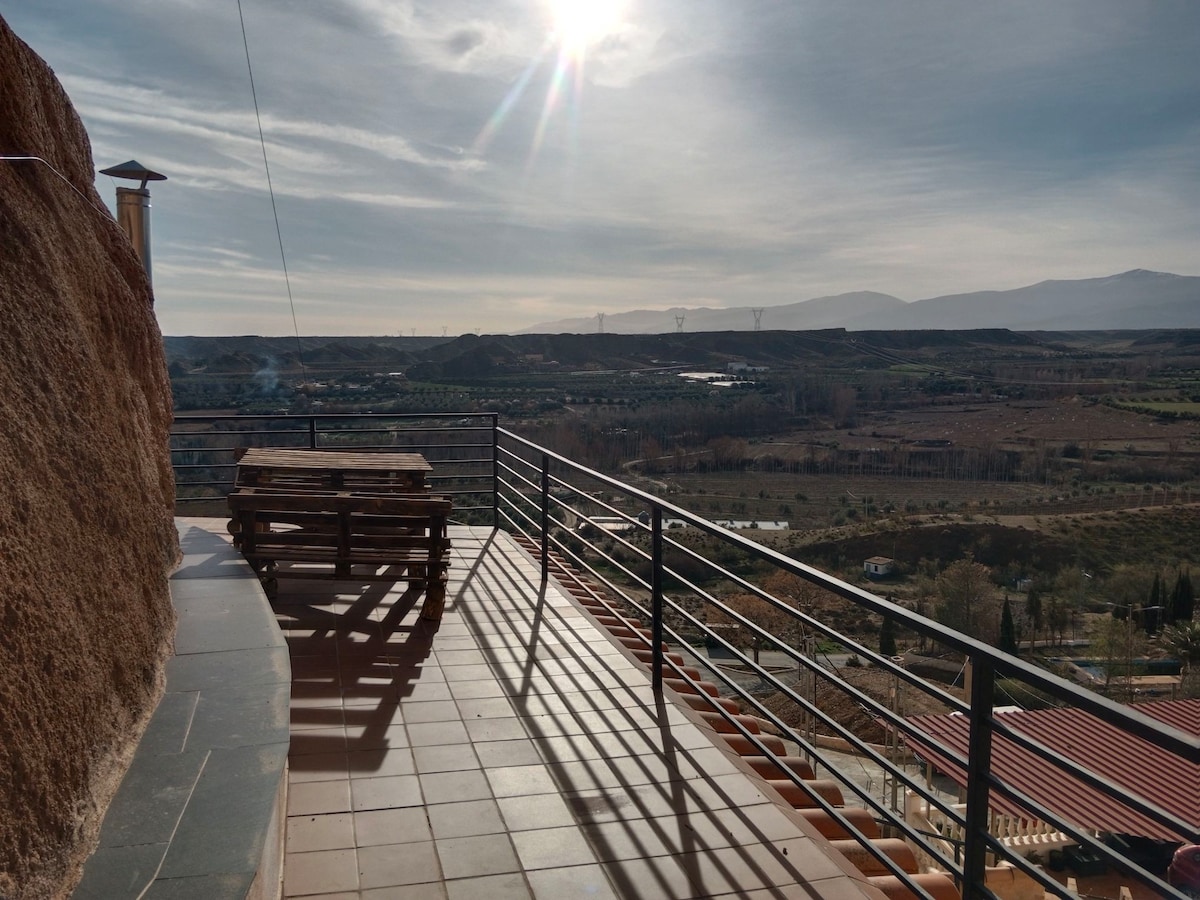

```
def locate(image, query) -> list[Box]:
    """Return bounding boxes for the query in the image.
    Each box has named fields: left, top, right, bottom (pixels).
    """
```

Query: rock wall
left=0, top=16, right=179, bottom=899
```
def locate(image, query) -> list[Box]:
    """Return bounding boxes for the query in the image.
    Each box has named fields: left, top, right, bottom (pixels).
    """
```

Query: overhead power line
left=237, top=0, right=307, bottom=382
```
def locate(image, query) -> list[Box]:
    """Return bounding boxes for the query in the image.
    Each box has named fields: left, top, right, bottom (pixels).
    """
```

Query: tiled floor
left=275, top=525, right=876, bottom=899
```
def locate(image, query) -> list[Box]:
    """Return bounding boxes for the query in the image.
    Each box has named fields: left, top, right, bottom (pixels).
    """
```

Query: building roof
left=904, top=699, right=1200, bottom=841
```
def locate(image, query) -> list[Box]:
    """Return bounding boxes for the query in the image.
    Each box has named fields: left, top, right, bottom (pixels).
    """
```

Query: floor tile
left=362, top=883, right=448, bottom=900
left=496, top=793, right=577, bottom=832
left=447, top=679, right=508, bottom=700
left=283, top=848, right=359, bottom=896
left=420, top=769, right=493, bottom=805
left=444, top=872, right=532, bottom=900
left=427, top=799, right=506, bottom=839
left=345, top=723, right=408, bottom=751
left=286, top=813, right=355, bottom=853
left=353, top=806, right=433, bottom=847
left=510, top=826, right=598, bottom=871
left=487, top=765, right=559, bottom=798
left=457, top=697, right=516, bottom=720
left=407, top=720, right=470, bottom=747
left=358, top=841, right=442, bottom=889
left=464, top=717, right=530, bottom=743
left=288, top=780, right=352, bottom=817
left=598, top=855, right=694, bottom=900
left=288, top=752, right=349, bottom=783
left=347, top=747, right=417, bottom=778
left=289, top=727, right=346, bottom=755
left=413, top=743, right=481, bottom=774
left=526, top=864, right=618, bottom=900
left=351, top=774, right=423, bottom=811
left=473, top=739, right=542, bottom=768
left=401, top=700, right=464, bottom=724
left=436, top=833, right=521, bottom=880
left=440, top=664, right=496, bottom=682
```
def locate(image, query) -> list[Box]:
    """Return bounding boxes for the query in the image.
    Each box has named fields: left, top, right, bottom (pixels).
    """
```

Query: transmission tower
left=597, top=312, right=605, bottom=334
left=675, top=314, right=686, bottom=333
left=752, top=308, right=764, bottom=331
left=442, top=325, right=448, bottom=337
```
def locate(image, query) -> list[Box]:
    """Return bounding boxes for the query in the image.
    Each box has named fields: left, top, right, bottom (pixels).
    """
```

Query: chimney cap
left=99, top=160, right=167, bottom=189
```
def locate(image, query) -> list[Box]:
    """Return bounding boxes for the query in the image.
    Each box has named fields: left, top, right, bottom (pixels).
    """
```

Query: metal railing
left=171, top=414, right=1199, bottom=900
left=171, top=413, right=498, bottom=523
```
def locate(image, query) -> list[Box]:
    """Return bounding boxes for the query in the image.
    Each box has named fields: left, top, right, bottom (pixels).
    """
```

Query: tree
left=1158, top=621, right=1200, bottom=698
left=934, top=557, right=994, bottom=641
left=1092, top=612, right=1150, bottom=699
left=1169, top=570, right=1195, bottom=624
left=1026, top=587, right=1044, bottom=645
left=999, top=596, right=1018, bottom=656
left=1046, top=593, right=1071, bottom=646
left=710, top=592, right=798, bottom=665
left=879, top=615, right=897, bottom=657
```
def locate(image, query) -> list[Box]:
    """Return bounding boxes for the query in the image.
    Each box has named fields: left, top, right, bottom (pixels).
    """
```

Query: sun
left=548, top=0, right=626, bottom=56
left=473, top=0, right=628, bottom=161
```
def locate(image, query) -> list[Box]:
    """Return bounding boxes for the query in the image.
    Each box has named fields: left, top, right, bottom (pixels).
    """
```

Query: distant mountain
left=521, top=270, right=1199, bottom=334
left=519, top=291, right=905, bottom=334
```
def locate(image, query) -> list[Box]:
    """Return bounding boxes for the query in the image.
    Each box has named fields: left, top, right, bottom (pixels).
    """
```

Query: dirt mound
left=762, top=667, right=964, bottom=744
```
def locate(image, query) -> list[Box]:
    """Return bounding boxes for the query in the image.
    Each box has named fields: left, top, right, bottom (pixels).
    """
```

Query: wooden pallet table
left=227, top=450, right=450, bottom=619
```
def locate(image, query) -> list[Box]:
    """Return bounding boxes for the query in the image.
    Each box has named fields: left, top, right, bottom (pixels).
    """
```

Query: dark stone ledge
left=74, top=521, right=289, bottom=900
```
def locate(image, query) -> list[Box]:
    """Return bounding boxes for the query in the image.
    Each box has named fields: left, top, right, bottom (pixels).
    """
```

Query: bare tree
left=934, top=557, right=994, bottom=641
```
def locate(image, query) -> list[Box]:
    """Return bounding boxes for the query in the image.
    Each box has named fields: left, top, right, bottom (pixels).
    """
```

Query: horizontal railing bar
left=173, top=412, right=499, bottom=422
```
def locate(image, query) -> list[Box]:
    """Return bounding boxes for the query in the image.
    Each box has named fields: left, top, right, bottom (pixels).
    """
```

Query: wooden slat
left=237, top=448, right=432, bottom=473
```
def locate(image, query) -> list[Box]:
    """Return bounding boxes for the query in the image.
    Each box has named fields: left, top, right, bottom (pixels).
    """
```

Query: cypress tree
left=1000, top=596, right=1018, bottom=656
left=1026, top=587, right=1043, bottom=643
left=1170, top=570, right=1195, bottom=624
left=1143, top=602, right=1159, bottom=636
left=880, top=615, right=897, bottom=657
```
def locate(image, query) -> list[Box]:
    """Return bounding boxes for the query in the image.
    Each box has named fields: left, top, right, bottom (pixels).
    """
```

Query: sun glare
left=549, top=0, right=626, bottom=55
left=473, top=0, right=628, bottom=163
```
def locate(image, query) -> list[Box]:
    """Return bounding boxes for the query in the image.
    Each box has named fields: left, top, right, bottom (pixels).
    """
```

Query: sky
left=3, top=1, right=1199, bottom=336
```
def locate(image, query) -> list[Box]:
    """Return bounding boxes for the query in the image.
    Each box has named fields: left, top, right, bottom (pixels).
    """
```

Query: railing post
left=961, top=655, right=995, bottom=898
left=491, top=415, right=500, bottom=530
left=651, top=506, right=664, bottom=693
left=540, top=453, right=549, bottom=582
left=308, top=416, right=317, bottom=449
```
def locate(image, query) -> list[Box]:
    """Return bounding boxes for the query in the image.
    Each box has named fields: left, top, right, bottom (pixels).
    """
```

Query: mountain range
left=519, top=270, right=1199, bottom=334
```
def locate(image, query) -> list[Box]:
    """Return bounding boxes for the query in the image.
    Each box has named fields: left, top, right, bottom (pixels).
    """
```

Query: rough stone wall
left=0, top=16, right=179, bottom=899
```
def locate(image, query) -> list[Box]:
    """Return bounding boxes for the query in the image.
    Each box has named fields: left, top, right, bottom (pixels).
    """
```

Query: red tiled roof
left=904, top=699, right=1200, bottom=841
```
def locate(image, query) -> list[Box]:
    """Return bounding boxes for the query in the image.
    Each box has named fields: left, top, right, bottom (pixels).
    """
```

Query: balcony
left=165, top=413, right=1199, bottom=900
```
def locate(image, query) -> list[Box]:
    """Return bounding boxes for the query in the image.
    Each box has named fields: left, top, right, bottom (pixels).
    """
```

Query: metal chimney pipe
left=99, top=160, right=166, bottom=287
left=114, top=186, right=152, bottom=280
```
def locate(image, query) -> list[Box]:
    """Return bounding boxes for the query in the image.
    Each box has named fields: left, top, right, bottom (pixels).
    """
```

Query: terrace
left=157, top=413, right=1198, bottom=900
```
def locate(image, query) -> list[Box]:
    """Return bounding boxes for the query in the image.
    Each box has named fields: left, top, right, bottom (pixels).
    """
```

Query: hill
left=520, top=270, right=1200, bottom=334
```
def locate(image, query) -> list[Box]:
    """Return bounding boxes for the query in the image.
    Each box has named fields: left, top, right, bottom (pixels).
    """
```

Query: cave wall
left=0, top=15, right=179, bottom=898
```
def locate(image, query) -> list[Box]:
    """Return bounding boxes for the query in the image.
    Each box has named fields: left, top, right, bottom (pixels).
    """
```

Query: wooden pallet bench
left=234, top=448, right=432, bottom=493
left=227, top=489, right=452, bottom=620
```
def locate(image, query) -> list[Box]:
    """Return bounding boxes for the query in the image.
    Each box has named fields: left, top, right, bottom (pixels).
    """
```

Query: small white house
left=864, top=556, right=896, bottom=578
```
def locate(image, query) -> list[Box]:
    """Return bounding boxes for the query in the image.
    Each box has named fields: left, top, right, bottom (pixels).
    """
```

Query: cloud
left=3, top=0, right=1198, bottom=335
